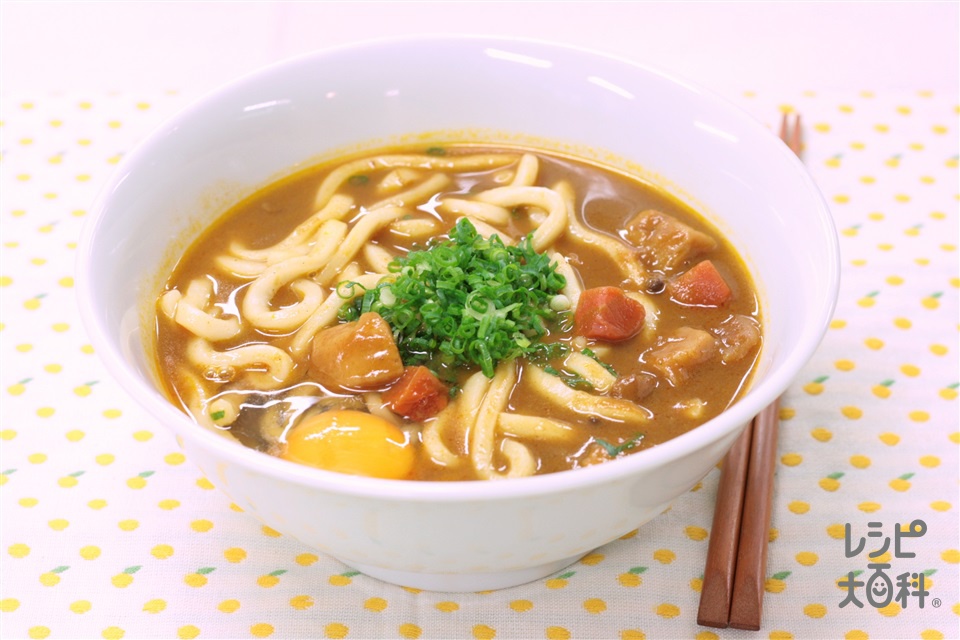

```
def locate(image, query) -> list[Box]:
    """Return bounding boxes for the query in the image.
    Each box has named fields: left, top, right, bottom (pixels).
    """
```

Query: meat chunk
left=624, top=209, right=717, bottom=273
left=710, top=314, right=761, bottom=364
left=646, top=327, right=718, bottom=386
left=382, top=366, right=450, bottom=422
left=575, top=286, right=646, bottom=342
left=309, top=312, right=404, bottom=392
left=610, top=373, right=658, bottom=403
left=668, top=260, right=733, bottom=307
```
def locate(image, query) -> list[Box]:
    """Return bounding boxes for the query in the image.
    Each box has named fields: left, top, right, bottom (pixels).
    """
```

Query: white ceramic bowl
left=77, top=36, right=839, bottom=592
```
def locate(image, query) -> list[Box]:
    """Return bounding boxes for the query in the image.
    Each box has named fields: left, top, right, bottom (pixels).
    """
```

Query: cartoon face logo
left=871, top=581, right=888, bottom=599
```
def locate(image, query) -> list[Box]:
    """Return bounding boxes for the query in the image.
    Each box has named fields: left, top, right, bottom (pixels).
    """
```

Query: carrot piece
left=669, top=260, right=732, bottom=307
left=574, top=286, right=646, bottom=342
left=382, top=366, right=450, bottom=422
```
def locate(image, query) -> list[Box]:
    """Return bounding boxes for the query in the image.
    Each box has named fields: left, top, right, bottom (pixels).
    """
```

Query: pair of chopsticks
left=696, top=113, right=800, bottom=630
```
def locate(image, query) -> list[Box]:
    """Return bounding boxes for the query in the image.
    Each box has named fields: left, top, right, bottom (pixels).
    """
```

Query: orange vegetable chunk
left=382, top=366, right=450, bottom=422
left=668, top=260, right=732, bottom=307
left=574, top=286, right=646, bottom=342
left=310, top=312, right=404, bottom=392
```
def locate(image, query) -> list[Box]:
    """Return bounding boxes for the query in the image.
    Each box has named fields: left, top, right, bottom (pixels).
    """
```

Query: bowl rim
left=77, top=33, right=840, bottom=502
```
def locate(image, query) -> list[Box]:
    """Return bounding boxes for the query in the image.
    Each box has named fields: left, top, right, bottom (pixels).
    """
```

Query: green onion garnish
left=339, top=218, right=567, bottom=378
left=348, top=174, right=369, bottom=186
left=581, top=348, right=618, bottom=378
left=594, top=433, right=645, bottom=457
left=210, top=410, right=226, bottom=421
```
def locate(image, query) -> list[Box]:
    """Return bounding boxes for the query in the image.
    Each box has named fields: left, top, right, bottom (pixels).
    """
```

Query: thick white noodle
left=549, top=251, right=582, bottom=312
left=207, top=394, right=241, bottom=427
left=375, top=168, right=422, bottom=194
left=176, top=369, right=239, bottom=441
left=524, top=364, right=651, bottom=423
left=387, top=218, right=441, bottom=240
left=474, top=186, right=567, bottom=252
left=187, top=338, right=294, bottom=390
left=313, top=154, right=518, bottom=211
left=315, top=207, right=408, bottom=286
left=437, top=198, right=511, bottom=225
left=465, top=217, right=515, bottom=244
left=497, top=413, right=576, bottom=442
left=563, top=351, right=617, bottom=393
left=161, top=278, right=242, bottom=342
left=510, top=153, right=539, bottom=186
left=471, top=360, right=526, bottom=479
left=241, top=220, right=346, bottom=332
left=553, top=180, right=648, bottom=287
left=368, top=173, right=450, bottom=210
left=421, top=371, right=491, bottom=467
left=498, top=438, right=537, bottom=478
left=361, top=243, right=396, bottom=275
left=289, top=273, right=386, bottom=357
left=230, top=194, right=355, bottom=262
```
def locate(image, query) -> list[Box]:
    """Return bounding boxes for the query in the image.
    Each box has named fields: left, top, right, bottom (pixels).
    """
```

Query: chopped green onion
left=594, top=433, right=645, bottom=457
left=544, top=365, right=594, bottom=391
left=210, top=410, right=226, bottom=421
left=339, top=218, right=567, bottom=377
left=348, top=174, right=369, bottom=186
left=581, top=348, right=618, bottom=377
left=425, top=146, right=446, bottom=156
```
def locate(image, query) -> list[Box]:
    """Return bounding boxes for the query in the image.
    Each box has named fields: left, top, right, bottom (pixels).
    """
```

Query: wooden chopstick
left=696, top=424, right=754, bottom=627
left=697, top=113, right=796, bottom=629
left=728, top=399, right=780, bottom=630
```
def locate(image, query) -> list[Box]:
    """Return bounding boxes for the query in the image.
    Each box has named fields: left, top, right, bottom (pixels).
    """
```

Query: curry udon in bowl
left=157, top=145, right=762, bottom=481
left=78, top=36, right=838, bottom=591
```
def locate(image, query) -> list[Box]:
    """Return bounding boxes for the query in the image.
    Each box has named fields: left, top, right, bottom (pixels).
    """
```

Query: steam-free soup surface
left=156, top=144, right=761, bottom=481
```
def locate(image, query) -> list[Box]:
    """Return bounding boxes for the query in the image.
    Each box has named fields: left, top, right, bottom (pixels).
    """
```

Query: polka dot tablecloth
left=1, top=89, right=957, bottom=640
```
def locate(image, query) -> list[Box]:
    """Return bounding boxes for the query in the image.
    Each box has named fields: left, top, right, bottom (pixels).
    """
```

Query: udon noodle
left=155, top=144, right=762, bottom=481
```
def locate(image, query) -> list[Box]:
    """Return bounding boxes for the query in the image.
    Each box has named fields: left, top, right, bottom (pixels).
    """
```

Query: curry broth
left=157, top=144, right=761, bottom=481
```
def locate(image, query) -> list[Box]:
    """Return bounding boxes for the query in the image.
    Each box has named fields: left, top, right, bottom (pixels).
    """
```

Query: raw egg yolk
left=280, top=410, right=414, bottom=480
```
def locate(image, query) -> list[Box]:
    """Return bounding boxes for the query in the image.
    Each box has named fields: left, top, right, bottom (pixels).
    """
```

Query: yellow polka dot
left=580, top=552, right=604, bottom=565
left=510, top=599, right=533, bottom=612
left=102, top=626, right=125, bottom=639
left=919, top=455, right=940, bottom=468
left=941, top=549, right=960, bottom=563
left=88, top=499, right=108, bottom=510
left=143, top=599, right=166, bottom=614
left=878, top=602, right=901, bottom=617
left=858, top=502, right=881, bottom=513
left=919, top=631, right=944, bottom=640
left=0, top=429, right=16, bottom=440
left=584, top=598, right=607, bottom=613
left=841, top=406, right=863, bottom=419
left=434, top=602, right=457, bottom=614
left=81, top=344, right=95, bottom=354
left=17, top=343, right=34, bottom=352
left=28, top=452, right=47, bottom=464
left=803, top=603, right=827, bottom=618
left=95, top=453, right=115, bottom=465
left=769, top=633, right=793, bottom=640
left=36, top=407, right=55, bottom=418
left=909, top=411, right=930, bottom=423
left=795, top=551, right=819, bottom=566
left=295, top=553, right=318, bottom=566
left=261, top=525, right=282, bottom=537
left=811, top=427, right=832, bottom=442
left=224, top=547, right=247, bottom=563
left=850, top=455, right=871, bottom=469
left=545, top=627, right=570, bottom=640
left=655, top=603, right=680, bottom=618
left=218, top=599, right=240, bottom=613
left=177, top=626, right=200, bottom=640
left=19, top=497, right=39, bottom=508
left=399, top=623, right=422, bottom=639
left=694, top=634, right=716, bottom=640
left=28, top=627, right=51, bottom=639
left=158, top=499, right=180, bottom=510
left=132, top=430, right=153, bottom=442
left=653, top=549, right=676, bottom=563
left=322, top=623, right=346, bottom=639
left=191, top=519, right=214, bottom=533
left=930, top=501, right=951, bottom=511
left=829, top=319, right=846, bottom=329
left=118, top=519, right=139, bottom=531
left=65, top=430, right=85, bottom=442
left=196, top=477, right=215, bottom=490
left=80, top=545, right=101, bottom=560
left=362, top=597, right=387, bottom=612
left=9, top=543, right=30, bottom=558
left=290, top=595, right=314, bottom=610
left=788, top=501, right=810, bottom=515
left=781, top=453, right=803, bottom=466
left=1, top=598, right=20, bottom=613
left=70, top=600, right=91, bottom=614
left=685, top=526, right=709, bottom=541
left=879, top=432, right=900, bottom=446
left=473, top=625, right=497, bottom=640
left=164, top=452, right=186, bottom=465
left=52, top=322, right=69, bottom=332
left=49, top=519, right=69, bottom=531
